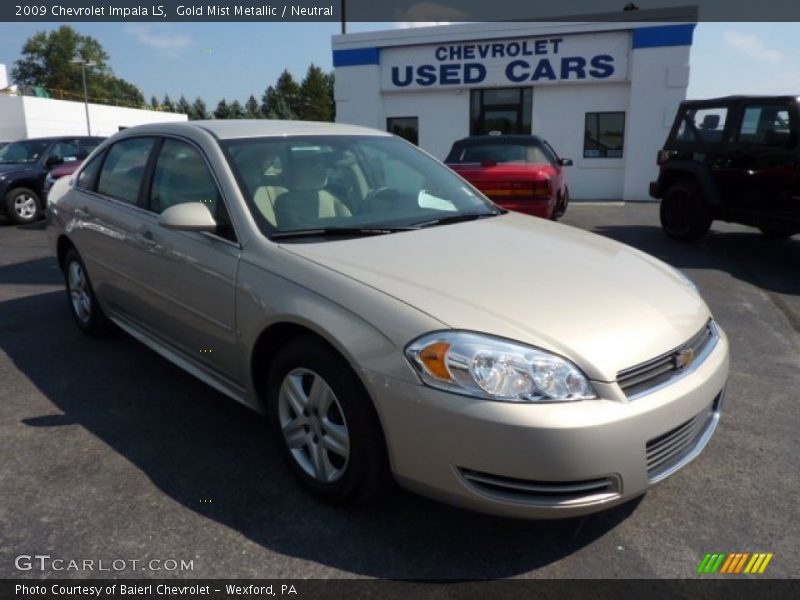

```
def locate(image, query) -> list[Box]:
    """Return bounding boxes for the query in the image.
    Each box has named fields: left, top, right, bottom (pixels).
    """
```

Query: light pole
left=70, top=58, right=97, bottom=135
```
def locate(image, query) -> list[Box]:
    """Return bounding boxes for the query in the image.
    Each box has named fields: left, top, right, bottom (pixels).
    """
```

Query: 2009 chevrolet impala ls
left=46, top=121, right=729, bottom=518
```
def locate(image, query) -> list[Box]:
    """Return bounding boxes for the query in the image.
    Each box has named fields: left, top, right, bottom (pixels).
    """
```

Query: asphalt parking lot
left=0, top=203, right=798, bottom=579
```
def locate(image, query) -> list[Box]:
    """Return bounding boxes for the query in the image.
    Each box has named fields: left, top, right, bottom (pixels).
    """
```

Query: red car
left=445, top=135, right=572, bottom=219
left=43, top=159, right=84, bottom=198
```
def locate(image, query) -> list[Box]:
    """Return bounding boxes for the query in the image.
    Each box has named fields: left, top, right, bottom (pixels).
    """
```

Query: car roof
left=451, top=135, right=547, bottom=146
left=682, top=95, right=800, bottom=105
left=121, top=120, right=392, bottom=140
left=13, top=135, right=104, bottom=142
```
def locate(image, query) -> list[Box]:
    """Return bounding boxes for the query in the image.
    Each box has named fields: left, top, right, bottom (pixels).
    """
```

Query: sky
left=0, top=21, right=799, bottom=106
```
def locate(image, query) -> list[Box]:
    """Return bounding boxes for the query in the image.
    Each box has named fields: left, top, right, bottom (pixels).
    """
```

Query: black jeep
left=650, top=96, right=800, bottom=240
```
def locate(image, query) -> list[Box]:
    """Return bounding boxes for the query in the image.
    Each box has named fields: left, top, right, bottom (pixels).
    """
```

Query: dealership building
left=332, top=10, right=697, bottom=201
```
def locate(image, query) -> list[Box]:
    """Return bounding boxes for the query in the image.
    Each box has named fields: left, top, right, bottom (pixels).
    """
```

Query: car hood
left=280, top=212, right=710, bottom=381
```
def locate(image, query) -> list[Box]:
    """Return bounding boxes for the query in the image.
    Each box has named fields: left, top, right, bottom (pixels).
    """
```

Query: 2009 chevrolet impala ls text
left=46, top=120, right=729, bottom=518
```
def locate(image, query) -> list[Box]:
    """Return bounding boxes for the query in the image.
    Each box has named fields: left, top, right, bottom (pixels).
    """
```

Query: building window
left=387, top=117, right=419, bottom=145
left=584, top=112, right=625, bottom=158
left=470, top=88, right=532, bottom=136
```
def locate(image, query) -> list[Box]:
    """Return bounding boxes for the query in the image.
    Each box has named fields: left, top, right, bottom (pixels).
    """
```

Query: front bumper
left=362, top=327, right=729, bottom=519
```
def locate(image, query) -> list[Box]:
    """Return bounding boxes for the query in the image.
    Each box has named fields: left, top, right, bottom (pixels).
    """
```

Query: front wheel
left=553, top=189, right=569, bottom=220
left=660, top=181, right=712, bottom=241
left=5, top=187, right=41, bottom=224
left=267, top=337, right=392, bottom=505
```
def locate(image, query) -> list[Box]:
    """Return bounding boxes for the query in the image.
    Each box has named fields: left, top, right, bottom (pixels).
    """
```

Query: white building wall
left=532, top=82, right=629, bottom=200
left=624, top=45, right=691, bottom=201
left=335, top=64, right=383, bottom=130
left=383, top=90, right=470, bottom=161
left=0, top=95, right=186, bottom=141
left=20, top=96, right=186, bottom=138
left=0, top=96, right=28, bottom=141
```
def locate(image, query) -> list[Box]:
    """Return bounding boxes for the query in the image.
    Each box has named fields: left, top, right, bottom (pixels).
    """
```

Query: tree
left=261, top=85, right=294, bottom=120
left=191, top=97, right=209, bottom=120
left=245, top=94, right=261, bottom=119
left=326, top=72, right=335, bottom=121
left=262, top=69, right=302, bottom=119
left=12, top=25, right=143, bottom=108
left=175, top=95, right=191, bottom=116
left=229, top=100, right=246, bottom=119
left=161, top=94, right=175, bottom=113
left=149, top=95, right=160, bottom=110
left=299, top=64, right=333, bottom=121
left=213, top=99, right=231, bottom=119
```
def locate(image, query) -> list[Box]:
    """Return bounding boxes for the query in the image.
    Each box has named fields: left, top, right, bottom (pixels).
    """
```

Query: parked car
left=0, top=136, right=103, bottom=224
left=444, top=135, right=572, bottom=219
left=651, top=95, right=800, bottom=240
left=47, top=121, right=728, bottom=519
left=43, top=159, right=85, bottom=198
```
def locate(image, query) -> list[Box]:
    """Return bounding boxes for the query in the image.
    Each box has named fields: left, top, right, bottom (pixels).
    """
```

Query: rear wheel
left=267, top=336, right=392, bottom=505
left=660, top=180, right=712, bottom=241
left=5, top=187, right=41, bottom=224
left=63, top=249, right=113, bottom=335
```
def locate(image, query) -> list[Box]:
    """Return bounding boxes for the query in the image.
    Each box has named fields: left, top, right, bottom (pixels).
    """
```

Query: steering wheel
left=361, top=187, right=400, bottom=213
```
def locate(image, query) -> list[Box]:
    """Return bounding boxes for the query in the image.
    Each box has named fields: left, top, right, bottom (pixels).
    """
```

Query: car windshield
left=223, top=135, right=498, bottom=237
left=0, top=140, right=49, bottom=164
left=447, top=141, right=555, bottom=165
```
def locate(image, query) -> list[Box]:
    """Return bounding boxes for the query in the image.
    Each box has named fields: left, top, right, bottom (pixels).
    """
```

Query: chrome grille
left=458, top=468, right=619, bottom=506
left=646, top=392, right=722, bottom=482
left=618, top=320, right=717, bottom=399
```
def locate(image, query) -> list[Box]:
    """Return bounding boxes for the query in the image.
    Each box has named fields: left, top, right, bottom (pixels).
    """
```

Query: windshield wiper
left=412, top=211, right=501, bottom=228
left=271, top=226, right=419, bottom=240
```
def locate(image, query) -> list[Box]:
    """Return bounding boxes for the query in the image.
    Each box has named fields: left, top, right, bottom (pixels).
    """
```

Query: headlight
left=405, top=331, right=596, bottom=402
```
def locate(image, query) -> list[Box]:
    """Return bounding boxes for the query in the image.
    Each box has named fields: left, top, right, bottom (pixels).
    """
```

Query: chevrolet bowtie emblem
left=674, top=348, right=695, bottom=369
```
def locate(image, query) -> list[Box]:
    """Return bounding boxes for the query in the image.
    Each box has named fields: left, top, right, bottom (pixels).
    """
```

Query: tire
left=759, top=226, right=795, bottom=240
left=5, top=187, right=41, bottom=224
left=553, top=188, right=569, bottom=220
left=63, top=248, right=113, bottom=335
left=659, top=180, right=712, bottom=241
left=267, top=336, right=392, bottom=505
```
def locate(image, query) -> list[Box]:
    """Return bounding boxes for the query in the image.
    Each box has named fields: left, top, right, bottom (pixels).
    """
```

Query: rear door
left=68, top=136, right=159, bottom=319
left=729, top=101, right=799, bottom=223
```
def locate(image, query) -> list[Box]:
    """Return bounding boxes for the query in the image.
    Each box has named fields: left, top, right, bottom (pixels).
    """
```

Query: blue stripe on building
left=333, top=47, right=380, bottom=67
left=632, top=24, right=696, bottom=49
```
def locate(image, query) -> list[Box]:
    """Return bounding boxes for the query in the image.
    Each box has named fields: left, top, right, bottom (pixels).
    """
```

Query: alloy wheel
left=67, top=260, right=92, bottom=325
left=13, top=194, right=37, bottom=220
left=278, top=368, right=350, bottom=483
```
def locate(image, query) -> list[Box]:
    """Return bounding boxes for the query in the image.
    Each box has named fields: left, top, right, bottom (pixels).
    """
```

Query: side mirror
left=44, top=155, right=63, bottom=169
left=158, top=202, right=217, bottom=232
left=559, top=158, right=574, bottom=167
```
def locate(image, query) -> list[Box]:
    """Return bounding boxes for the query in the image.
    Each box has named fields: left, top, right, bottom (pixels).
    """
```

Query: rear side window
left=737, top=105, right=793, bottom=146
left=79, top=138, right=103, bottom=159
left=675, top=107, right=728, bottom=144
left=97, top=137, right=155, bottom=205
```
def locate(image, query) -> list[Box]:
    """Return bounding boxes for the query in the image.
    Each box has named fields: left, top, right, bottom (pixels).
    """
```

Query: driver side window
left=149, top=139, right=236, bottom=241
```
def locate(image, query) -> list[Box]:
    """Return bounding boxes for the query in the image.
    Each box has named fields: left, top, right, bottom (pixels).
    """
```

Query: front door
left=132, top=137, right=242, bottom=382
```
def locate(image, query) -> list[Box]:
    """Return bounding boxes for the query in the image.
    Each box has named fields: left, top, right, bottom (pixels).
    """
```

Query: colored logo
left=674, top=347, right=695, bottom=370
left=697, top=552, right=774, bottom=574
